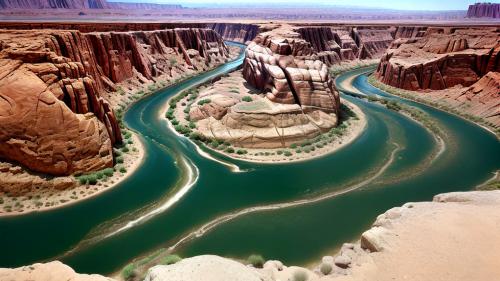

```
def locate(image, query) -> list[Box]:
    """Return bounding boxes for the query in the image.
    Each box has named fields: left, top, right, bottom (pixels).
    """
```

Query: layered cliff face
left=0, top=0, right=107, bottom=9
left=0, top=27, right=230, bottom=176
left=208, top=23, right=259, bottom=44
left=243, top=24, right=340, bottom=115
left=467, top=2, right=500, bottom=18
left=375, top=28, right=500, bottom=91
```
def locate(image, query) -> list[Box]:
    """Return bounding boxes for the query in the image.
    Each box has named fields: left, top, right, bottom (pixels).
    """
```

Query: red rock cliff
left=0, top=27, right=229, bottom=176
left=375, top=27, right=500, bottom=91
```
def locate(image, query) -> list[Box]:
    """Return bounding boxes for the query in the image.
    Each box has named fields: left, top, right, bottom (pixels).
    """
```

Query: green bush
left=242, top=96, right=253, bottom=102
left=171, top=119, right=179, bottom=126
left=292, top=270, right=309, bottom=281
left=103, top=168, right=114, bottom=177
left=247, top=254, right=265, bottom=268
left=119, top=166, right=127, bottom=173
left=236, top=149, right=248, bottom=155
left=197, top=99, right=211, bottom=106
left=87, top=174, right=98, bottom=185
left=189, top=121, right=196, bottom=129
left=77, top=175, right=88, bottom=185
left=290, top=143, right=298, bottom=149
left=320, top=263, right=332, bottom=275
left=225, top=147, right=235, bottom=153
left=283, top=151, right=292, bottom=157
left=116, top=156, right=124, bottom=164
left=160, top=254, right=182, bottom=265
left=121, top=263, right=137, bottom=280
left=277, top=150, right=283, bottom=155
left=121, top=146, right=130, bottom=153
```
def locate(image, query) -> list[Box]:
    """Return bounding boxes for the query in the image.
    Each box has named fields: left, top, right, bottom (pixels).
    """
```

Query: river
left=0, top=43, right=498, bottom=275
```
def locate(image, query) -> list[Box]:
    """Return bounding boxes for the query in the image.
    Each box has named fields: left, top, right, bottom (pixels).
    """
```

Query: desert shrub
left=116, top=156, right=124, bottom=164
left=171, top=119, right=179, bottom=126
left=292, top=270, right=309, bottom=281
left=121, top=146, right=130, bottom=153
left=290, top=143, right=298, bottom=149
left=169, top=57, right=178, bottom=66
left=283, top=151, right=292, bottom=157
left=242, top=96, right=253, bottom=102
left=197, top=99, right=211, bottom=105
left=236, top=149, right=248, bottom=155
left=189, top=121, right=196, bottom=129
left=277, top=150, right=283, bottom=155
left=295, top=149, right=302, bottom=153
left=87, top=174, right=98, bottom=185
left=225, top=147, right=235, bottom=153
left=103, top=168, right=114, bottom=177
left=77, top=175, right=88, bottom=185
left=119, top=166, right=127, bottom=173
left=160, top=254, right=182, bottom=265
left=320, top=263, right=332, bottom=275
left=247, top=254, right=265, bottom=268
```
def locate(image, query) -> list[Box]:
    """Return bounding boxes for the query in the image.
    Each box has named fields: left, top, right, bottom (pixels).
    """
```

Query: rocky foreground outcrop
left=467, top=2, right=500, bottom=18
left=0, top=261, right=114, bottom=281
left=0, top=27, right=229, bottom=176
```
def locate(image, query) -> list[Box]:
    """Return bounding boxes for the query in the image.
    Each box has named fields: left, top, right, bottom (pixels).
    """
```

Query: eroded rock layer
left=208, top=23, right=259, bottom=44
left=0, top=27, right=229, bottom=175
left=375, top=27, right=500, bottom=91
left=242, top=24, right=340, bottom=114
left=467, top=2, right=500, bottom=18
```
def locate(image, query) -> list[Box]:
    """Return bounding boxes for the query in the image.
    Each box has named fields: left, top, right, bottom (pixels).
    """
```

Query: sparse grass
left=247, top=254, right=265, bottom=268
left=242, top=96, right=253, bottom=102
left=160, top=254, right=182, bottom=265
left=121, top=263, right=137, bottom=280
left=197, top=99, right=211, bottom=106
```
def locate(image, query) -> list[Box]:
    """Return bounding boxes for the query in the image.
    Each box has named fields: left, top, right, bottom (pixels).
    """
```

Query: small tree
left=247, top=254, right=265, bottom=268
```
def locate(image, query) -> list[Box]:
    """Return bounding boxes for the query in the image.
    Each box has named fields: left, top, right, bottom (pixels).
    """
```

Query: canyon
left=0, top=25, right=231, bottom=188
left=0, top=8, right=499, bottom=281
left=374, top=27, right=500, bottom=128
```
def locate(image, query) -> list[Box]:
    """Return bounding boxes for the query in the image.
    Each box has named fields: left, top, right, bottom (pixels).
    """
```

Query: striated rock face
left=208, top=23, right=259, bottom=44
left=0, top=261, right=115, bottom=281
left=0, top=0, right=108, bottom=9
left=0, top=27, right=229, bottom=176
left=467, top=2, right=500, bottom=18
left=242, top=24, right=340, bottom=114
left=375, top=27, right=500, bottom=91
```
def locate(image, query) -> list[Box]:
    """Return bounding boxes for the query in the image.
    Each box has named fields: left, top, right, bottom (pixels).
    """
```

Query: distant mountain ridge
left=0, top=0, right=182, bottom=9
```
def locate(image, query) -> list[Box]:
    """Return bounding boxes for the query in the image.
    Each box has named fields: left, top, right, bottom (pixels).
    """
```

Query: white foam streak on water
left=103, top=156, right=199, bottom=239
left=168, top=143, right=401, bottom=252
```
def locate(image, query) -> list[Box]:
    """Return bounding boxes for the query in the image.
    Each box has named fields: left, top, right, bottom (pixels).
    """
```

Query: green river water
left=0, top=43, right=498, bottom=275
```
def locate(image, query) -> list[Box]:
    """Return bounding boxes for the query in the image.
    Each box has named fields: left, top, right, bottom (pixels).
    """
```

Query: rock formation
left=0, top=261, right=115, bottom=281
left=243, top=24, right=340, bottom=113
left=467, top=2, right=500, bottom=18
left=375, top=27, right=500, bottom=91
left=0, top=0, right=181, bottom=9
left=208, top=23, right=259, bottom=44
left=0, top=27, right=230, bottom=176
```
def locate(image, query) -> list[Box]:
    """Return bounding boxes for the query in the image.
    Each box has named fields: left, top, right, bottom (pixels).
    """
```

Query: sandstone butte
left=0, top=27, right=229, bottom=176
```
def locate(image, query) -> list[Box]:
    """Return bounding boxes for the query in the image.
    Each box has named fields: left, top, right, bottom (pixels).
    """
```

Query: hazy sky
left=121, top=0, right=500, bottom=10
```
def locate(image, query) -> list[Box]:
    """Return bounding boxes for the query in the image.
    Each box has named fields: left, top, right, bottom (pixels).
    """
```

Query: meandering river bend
left=0, top=43, right=498, bottom=274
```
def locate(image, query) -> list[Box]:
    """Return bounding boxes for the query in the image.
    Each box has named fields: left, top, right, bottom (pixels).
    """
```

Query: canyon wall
left=0, top=27, right=229, bottom=176
left=207, top=23, right=260, bottom=44
left=375, top=27, right=499, bottom=91
left=0, top=0, right=181, bottom=9
left=467, top=2, right=500, bottom=18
